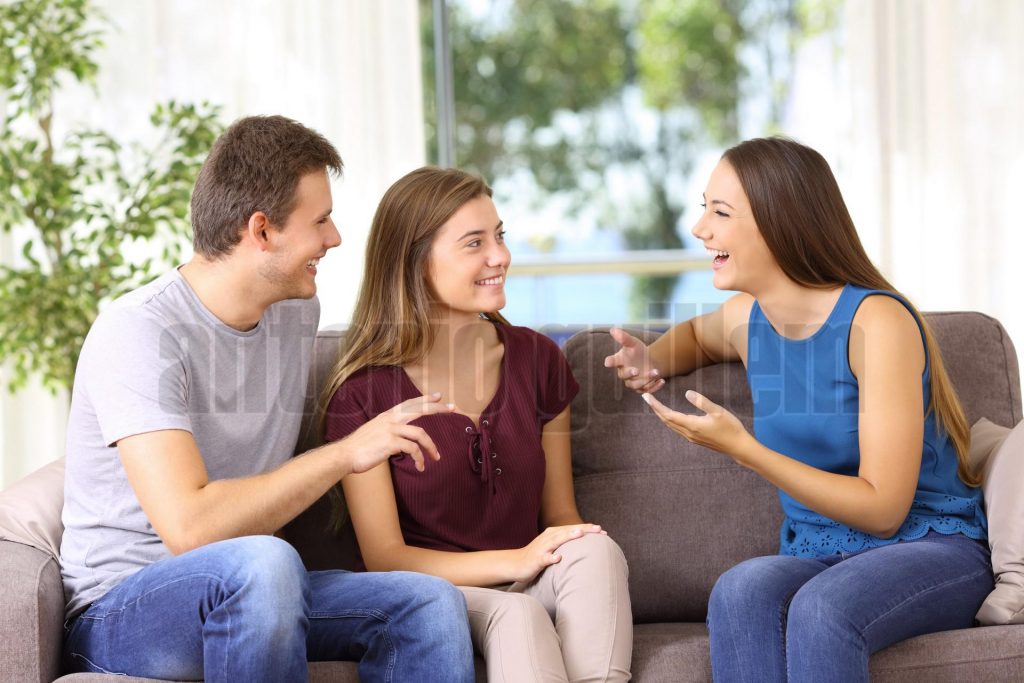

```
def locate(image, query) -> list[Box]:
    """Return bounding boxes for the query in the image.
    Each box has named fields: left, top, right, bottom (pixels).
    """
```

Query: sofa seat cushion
left=631, top=622, right=712, bottom=682
left=870, top=624, right=1024, bottom=682
left=54, top=661, right=362, bottom=682
left=630, top=622, right=1024, bottom=683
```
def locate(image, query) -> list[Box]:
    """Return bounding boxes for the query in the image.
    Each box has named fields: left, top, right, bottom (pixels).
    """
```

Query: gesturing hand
left=512, top=524, right=606, bottom=584
left=338, top=393, right=455, bottom=474
left=603, top=328, right=665, bottom=394
left=643, top=390, right=754, bottom=459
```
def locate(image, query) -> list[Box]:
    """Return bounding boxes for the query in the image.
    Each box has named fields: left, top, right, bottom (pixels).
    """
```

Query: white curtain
left=1, top=0, right=425, bottom=488
left=844, top=0, right=1024, bottom=364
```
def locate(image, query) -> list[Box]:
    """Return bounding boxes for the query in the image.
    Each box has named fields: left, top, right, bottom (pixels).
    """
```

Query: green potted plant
left=0, top=0, right=222, bottom=394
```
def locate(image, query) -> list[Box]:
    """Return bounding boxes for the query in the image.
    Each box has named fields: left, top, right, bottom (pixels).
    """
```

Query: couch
left=2, top=311, right=1023, bottom=682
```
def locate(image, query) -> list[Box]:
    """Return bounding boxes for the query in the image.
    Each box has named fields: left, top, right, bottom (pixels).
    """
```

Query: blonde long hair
left=320, top=166, right=508, bottom=423
left=724, top=137, right=979, bottom=486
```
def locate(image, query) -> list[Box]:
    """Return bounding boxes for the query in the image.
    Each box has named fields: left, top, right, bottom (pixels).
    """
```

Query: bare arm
left=343, top=407, right=600, bottom=586
left=645, top=295, right=924, bottom=537
left=605, top=293, right=752, bottom=392
left=538, top=408, right=585, bottom=527
left=120, top=395, right=454, bottom=555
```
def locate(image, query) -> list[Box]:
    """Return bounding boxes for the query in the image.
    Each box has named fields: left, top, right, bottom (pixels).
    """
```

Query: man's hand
left=603, top=328, right=665, bottom=393
left=336, top=393, right=455, bottom=474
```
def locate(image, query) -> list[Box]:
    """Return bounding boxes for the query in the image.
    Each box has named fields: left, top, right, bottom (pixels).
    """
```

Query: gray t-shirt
left=60, top=268, right=319, bottom=619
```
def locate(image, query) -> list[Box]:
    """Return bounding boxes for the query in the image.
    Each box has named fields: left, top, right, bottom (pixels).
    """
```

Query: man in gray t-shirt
left=59, top=116, right=473, bottom=682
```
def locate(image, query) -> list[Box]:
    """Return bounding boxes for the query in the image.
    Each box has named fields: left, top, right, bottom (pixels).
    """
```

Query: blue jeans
left=707, top=531, right=992, bottom=683
left=63, top=536, right=474, bottom=682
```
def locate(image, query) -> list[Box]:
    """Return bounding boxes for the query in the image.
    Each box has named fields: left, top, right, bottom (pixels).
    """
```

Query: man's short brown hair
left=190, top=115, right=343, bottom=259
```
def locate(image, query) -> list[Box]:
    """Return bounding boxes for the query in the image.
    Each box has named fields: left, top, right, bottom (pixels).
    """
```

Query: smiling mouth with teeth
left=475, top=274, right=505, bottom=286
left=706, top=248, right=730, bottom=268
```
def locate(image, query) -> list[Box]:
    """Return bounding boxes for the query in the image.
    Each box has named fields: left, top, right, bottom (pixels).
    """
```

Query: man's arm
left=119, top=395, right=454, bottom=555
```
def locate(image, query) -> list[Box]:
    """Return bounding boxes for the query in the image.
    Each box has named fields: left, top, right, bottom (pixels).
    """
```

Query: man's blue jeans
left=62, top=536, right=474, bottom=682
left=707, top=531, right=993, bottom=683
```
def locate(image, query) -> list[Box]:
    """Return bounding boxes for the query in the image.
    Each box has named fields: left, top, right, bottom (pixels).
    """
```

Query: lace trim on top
left=782, top=506, right=987, bottom=558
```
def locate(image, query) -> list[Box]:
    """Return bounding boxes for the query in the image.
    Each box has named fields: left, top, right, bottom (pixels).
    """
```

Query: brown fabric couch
left=2, top=312, right=1023, bottom=682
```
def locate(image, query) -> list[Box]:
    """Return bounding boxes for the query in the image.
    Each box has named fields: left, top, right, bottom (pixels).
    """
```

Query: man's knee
left=214, top=536, right=309, bottom=614
left=389, top=572, right=467, bottom=618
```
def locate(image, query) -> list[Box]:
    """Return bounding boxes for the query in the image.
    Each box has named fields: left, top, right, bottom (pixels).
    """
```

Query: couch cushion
left=972, top=418, right=1024, bottom=624
left=0, top=457, right=64, bottom=559
left=926, top=312, right=1022, bottom=428
left=970, top=418, right=1012, bottom=468
left=627, top=622, right=1024, bottom=683
left=630, top=622, right=712, bottom=682
left=53, top=661, right=362, bottom=682
left=869, top=624, right=1024, bottom=682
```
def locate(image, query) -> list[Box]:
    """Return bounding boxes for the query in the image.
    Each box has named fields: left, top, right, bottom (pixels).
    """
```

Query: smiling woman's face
left=426, top=194, right=511, bottom=322
left=690, top=159, right=781, bottom=293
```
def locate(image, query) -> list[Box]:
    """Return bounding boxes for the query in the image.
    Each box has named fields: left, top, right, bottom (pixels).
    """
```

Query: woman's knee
left=490, top=592, right=552, bottom=630
left=712, top=556, right=773, bottom=597
left=786, top=582, right=846, bottom=635
left=556, top=532, right=628, bottom=570
left=709, top=555, right=806, bottom=617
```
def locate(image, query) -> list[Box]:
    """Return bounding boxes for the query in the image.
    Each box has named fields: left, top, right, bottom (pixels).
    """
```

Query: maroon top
left=325, top=323, right=579, bottom=555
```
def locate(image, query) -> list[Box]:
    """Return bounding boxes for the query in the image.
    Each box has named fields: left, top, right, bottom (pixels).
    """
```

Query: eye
left=466, top=239, right=482, bottom=248
left=317, top=216, right=330, bottom=225
left=699, top=202, right=707, bottom=209
left=496, top=229, right=507, bottom=242
left=715, top=210, right=730, bottom=218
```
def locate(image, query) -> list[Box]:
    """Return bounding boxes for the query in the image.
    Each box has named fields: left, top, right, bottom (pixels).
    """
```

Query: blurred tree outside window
left=422, top=0, right=843, bottom=325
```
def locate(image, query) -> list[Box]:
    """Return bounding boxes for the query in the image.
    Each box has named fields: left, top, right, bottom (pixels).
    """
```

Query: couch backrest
left=284, top=312, right=1022, bottom=624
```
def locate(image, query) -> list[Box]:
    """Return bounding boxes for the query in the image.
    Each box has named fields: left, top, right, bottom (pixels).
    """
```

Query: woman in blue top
left=604, top=137, right=991, bottom=682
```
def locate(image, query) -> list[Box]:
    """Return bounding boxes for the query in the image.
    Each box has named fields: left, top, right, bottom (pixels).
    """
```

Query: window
left=423, top=0, right=845, bottom=326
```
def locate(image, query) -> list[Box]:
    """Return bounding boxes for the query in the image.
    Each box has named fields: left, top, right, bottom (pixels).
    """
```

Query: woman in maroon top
left=322, top=167, right=632, bottom=682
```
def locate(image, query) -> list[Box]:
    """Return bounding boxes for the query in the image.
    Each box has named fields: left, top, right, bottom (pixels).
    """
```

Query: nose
left=324, top=219, right=342, bottom=250
left=691, top=211, right=710, bottom=241
left=488, top=240, right=511, bottom=269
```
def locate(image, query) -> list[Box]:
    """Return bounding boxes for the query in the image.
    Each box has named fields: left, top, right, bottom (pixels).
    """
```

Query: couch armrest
left=0, top=540, right=64, bottom=683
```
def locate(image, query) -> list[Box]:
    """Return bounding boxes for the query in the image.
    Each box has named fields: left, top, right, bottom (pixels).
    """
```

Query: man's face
left=258, top=170, right=340, bottom=300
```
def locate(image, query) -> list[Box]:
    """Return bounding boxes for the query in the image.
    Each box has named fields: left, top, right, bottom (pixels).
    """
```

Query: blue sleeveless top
left=747, top=284, right=987, bottom=557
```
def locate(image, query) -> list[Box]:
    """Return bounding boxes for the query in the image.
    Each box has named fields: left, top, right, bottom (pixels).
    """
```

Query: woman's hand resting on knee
left=510, top=525, right=607, bottom=583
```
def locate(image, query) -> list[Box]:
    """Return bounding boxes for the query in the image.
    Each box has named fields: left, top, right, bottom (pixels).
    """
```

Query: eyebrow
left=702, top=193, right=736, bottom=210
left=456, top=220, right=503, bottom=242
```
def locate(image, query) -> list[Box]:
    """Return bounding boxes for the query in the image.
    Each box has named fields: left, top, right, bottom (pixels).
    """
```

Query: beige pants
left=459, top=533, right=632, bottom=682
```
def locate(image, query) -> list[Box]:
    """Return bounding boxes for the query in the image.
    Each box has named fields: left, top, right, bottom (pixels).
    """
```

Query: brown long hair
left=320, top=166, right=508, bottom=421
left=723, top=137, right=978, bottom=486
